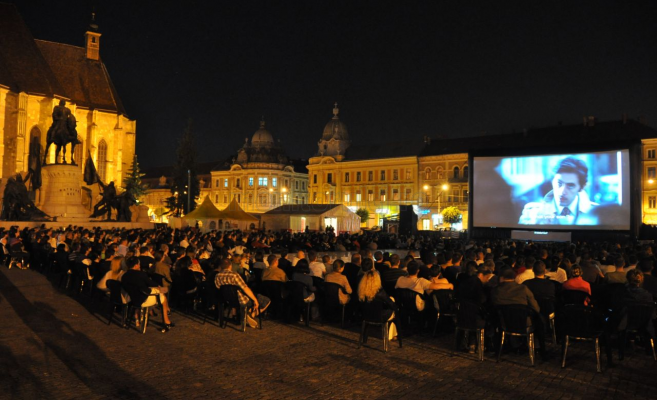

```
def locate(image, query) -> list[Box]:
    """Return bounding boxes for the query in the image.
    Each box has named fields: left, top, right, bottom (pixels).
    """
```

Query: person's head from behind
left=532, top=260, right=546, bottom=277
left=465, top=260, right=478, bottom=277
left=220, top=258, right=232, bottom=270
left=626, top=269, right=644, bottom=288
left=552, top=157, right=588, bottom=207
left=614, top=255, right=626, bottom=270
left=390, top=254, right=400, bottom=268
left=374, top=251, right=383, bottom=261
left=322, top=255, right=331, bottom=264
left=333, top=259, right=345, bottom=273
left=351, top=253, right=362, bottom=265
left=361, top=258, right=374, bottom=272
left=476, top=265, right=493, bottom=283
left=358, top=270, right=382, bottom=302
left=126, top=256, right=140, bottom=270
left=267, top=254, right=278, bottom=268
left=499, top=266, right=516, bottom=282
left=295, top=259, right=310, bottom=274
left=308, top=250, right=317, bottom=262
left=406, top=261, right=419, bottom=276
left=638, top=259, right=654, bottom=274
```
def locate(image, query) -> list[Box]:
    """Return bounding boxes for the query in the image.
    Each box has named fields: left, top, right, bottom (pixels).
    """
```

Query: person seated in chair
left=121, top=256, right=174, bottom=332
left=358, top=268, right=398, bottom=341
left=325, top=259, right=352, bottom=305
left=262, top=254, right=287, bottom=283
left=215, top=258, right=270, bottom=327
left=395, top=261, right=452, bottom=311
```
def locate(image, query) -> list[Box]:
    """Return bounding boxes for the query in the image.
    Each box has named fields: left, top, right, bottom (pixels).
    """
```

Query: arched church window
left=98, top=140, right=108, bottom=182
left=453, top=166, right=460, bottom=179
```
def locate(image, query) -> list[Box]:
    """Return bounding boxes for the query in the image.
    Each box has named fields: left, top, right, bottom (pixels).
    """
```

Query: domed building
left=211, top=119, right=308, bottom=213
left=317, top=103, right=351, bottom=159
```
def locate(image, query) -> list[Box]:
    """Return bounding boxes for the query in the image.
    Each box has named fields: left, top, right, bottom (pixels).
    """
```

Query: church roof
left=321, top=103, right=349, bottom=141
left=0, top=4, right=127, bottom=115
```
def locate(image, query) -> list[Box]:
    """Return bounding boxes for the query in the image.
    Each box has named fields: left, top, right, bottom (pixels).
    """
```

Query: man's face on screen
left=552, top=172, right=581, bottom=207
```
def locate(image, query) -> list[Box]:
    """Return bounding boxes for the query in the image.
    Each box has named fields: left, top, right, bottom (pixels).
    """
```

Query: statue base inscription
left=39, top=165, right=90, bottom=220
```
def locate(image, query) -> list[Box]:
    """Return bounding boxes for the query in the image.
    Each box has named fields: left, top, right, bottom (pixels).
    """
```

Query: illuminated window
left=406, top=169, right=411, bottom=180
left=356, top=191, right=362, bottom=202
left=648, top=149, right=656, bottom=159
left=345, top=172, right=350, bottom=182
left=393, top=170, right=399, bottom=180
left=393, top=188, right=399, bottom=200
left=224, top=179, right=228, bottom=187
left=272, top=177, right=277, bottom=187
left=356, top=172, right=362, bottom=182
left=425, top=168, right=431, bottom=180
left=367, top=190, right=374, bottom=202
left=405, top=188, right=412, bottom=200
left=649, top=196, right=656, bottom=209
left=344, top=193, right=350, bottom=202
left=249, top=177, right=254, bottom=187
left=97, top=140, right=107, bottom=182
left=380, top=190, right=386, bottom=201
left=380, top=171, right=385, bottom=181
left=648, top=167, right=656, bottom=179
left=258, top=177, right=268, bottom=186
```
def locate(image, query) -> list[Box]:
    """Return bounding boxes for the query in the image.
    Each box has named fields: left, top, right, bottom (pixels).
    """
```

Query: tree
left=355, top=208, right=369, bottom=225
left=123, top=154, right=148, bottom=203
left=169, top=119, right=200, bottom=216
left=441, top=206, right=462, bottom=225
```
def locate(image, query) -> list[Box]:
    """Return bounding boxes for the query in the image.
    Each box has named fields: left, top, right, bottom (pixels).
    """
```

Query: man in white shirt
left=395, top=261, right=452, bottom=310
left=308, top=250, right=326, bottom=279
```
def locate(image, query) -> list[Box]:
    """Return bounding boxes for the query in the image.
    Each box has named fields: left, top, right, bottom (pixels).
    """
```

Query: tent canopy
left=219, top=198, right=258, bottom=221
left=182, top=196, right=224, bottom=220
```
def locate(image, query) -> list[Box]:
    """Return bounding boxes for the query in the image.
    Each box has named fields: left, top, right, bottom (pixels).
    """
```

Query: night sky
left=9, top=0, right=657, bottom=169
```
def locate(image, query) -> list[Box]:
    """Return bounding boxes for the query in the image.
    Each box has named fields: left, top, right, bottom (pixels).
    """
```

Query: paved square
left=1, top=268, right=655, bottom=400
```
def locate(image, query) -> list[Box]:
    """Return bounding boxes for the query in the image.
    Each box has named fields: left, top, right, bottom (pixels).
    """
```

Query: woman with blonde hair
left=358, top=269, right=398, bottom=341
left=97, top=255, right=125, bottom=292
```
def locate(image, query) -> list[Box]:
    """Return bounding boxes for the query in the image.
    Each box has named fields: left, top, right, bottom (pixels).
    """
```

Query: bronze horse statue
left=44, top=100, right=80, bottom=165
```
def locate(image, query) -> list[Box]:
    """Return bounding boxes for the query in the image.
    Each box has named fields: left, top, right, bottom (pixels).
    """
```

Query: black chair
left=323, top=282, right=348, bottom=327
left=358, top=298, right=402, bottom=353
left=287, top=280, right=313, bottom=326
left=496, top=305, right=536, bottom=366
left=122, top=288, right=163, bottom=334
left=618, top=302, right=657, bottom=361
left=433, top=289, right=458, bottom=336
left=106, top=279, right=128, bottom=327
left=560, top=304, right=608, bottom=372
left=259, top=280, right=286, bottom=319
left=536, top=296, right=557, bottom=344
left=217, top=284, right=261, bottom=331
left=452, top=301, right=485, bottom=361
left=562, top=290, right=589, bottom=305
left=395, top=288, right=425, bottom=327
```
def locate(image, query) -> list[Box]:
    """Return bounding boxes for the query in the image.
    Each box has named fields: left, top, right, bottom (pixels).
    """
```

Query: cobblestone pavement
left=1, top=267, right=656, bottom=400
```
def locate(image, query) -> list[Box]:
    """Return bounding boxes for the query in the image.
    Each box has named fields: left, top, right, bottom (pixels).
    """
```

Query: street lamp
left=422, top=183, right=449, bottom=229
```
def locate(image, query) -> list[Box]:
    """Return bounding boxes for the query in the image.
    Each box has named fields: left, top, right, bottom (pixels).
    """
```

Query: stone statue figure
left=44, top=100, right=80, bottom=165
left=90, top=181, right=117, bottom=220
left=0, top=172, right=50, bottom=221
left=89, top=181, right=136, bottom=222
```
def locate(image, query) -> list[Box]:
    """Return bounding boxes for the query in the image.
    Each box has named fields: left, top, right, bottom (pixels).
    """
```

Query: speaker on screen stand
left=399, top=205, right=417, bottom=235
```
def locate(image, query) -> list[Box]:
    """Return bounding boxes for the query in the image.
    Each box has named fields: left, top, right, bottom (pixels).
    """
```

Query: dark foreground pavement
left=1, top=267, right=656, bottom=400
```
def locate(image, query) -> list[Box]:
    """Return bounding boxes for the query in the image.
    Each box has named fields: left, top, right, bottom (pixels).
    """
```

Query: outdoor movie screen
left=472, top=150, right=631, bottom=230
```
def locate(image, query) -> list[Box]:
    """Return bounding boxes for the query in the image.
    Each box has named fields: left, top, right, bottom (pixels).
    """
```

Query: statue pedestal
left=39, top=164, right=90, bottom=220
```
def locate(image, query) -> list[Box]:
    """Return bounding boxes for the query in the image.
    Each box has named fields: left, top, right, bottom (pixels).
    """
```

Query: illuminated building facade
left=209, top=120, right=308, bottom=213
left=0, top=6, right=136, bottom=205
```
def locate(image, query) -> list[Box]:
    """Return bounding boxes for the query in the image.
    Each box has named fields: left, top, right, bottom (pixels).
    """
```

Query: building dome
left=251, top=120, right=274, bottom=147
left=321, top=103, right=349, bottom=141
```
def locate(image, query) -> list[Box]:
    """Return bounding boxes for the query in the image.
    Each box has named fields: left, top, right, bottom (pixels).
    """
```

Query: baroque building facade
left=0, top=5, right=136, bottom=207
left=210, top=120, right=308, bottom=213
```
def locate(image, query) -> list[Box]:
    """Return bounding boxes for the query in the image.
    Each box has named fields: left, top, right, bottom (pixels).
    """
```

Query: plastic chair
left=536, top=296, right=557, bottom=344
left=562, top=290, right=589, bottom=305
left=323, top=282, right=348, bottom=327
left=452, top=301, right=485, bottom=361
left=106, top=279, right=128, bottom=327
left=395, top=288, right=425, bottom=327
left=560, top=304, right=607, bottom=372
left=259, top=280, right=286, bottom=319
left=496, top=305, right=536, bottom=366
left=217, top=284, right=261, bottom=331
left=433, top=289, right=458, bottom=336
left=358, top=298, right=402, bottom=353
left=287, top=280, right=313, bottom=326
left=618, top=302, right=657, bottom=361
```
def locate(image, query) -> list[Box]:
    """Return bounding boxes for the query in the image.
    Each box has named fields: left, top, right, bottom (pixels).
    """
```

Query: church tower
left=85, top=13, right=101, bottom=60
left=317, top=103, right=350, bottom=160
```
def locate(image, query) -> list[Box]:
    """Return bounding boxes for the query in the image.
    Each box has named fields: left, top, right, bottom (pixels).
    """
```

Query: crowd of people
left=2, top=224, right=656, bottom=365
